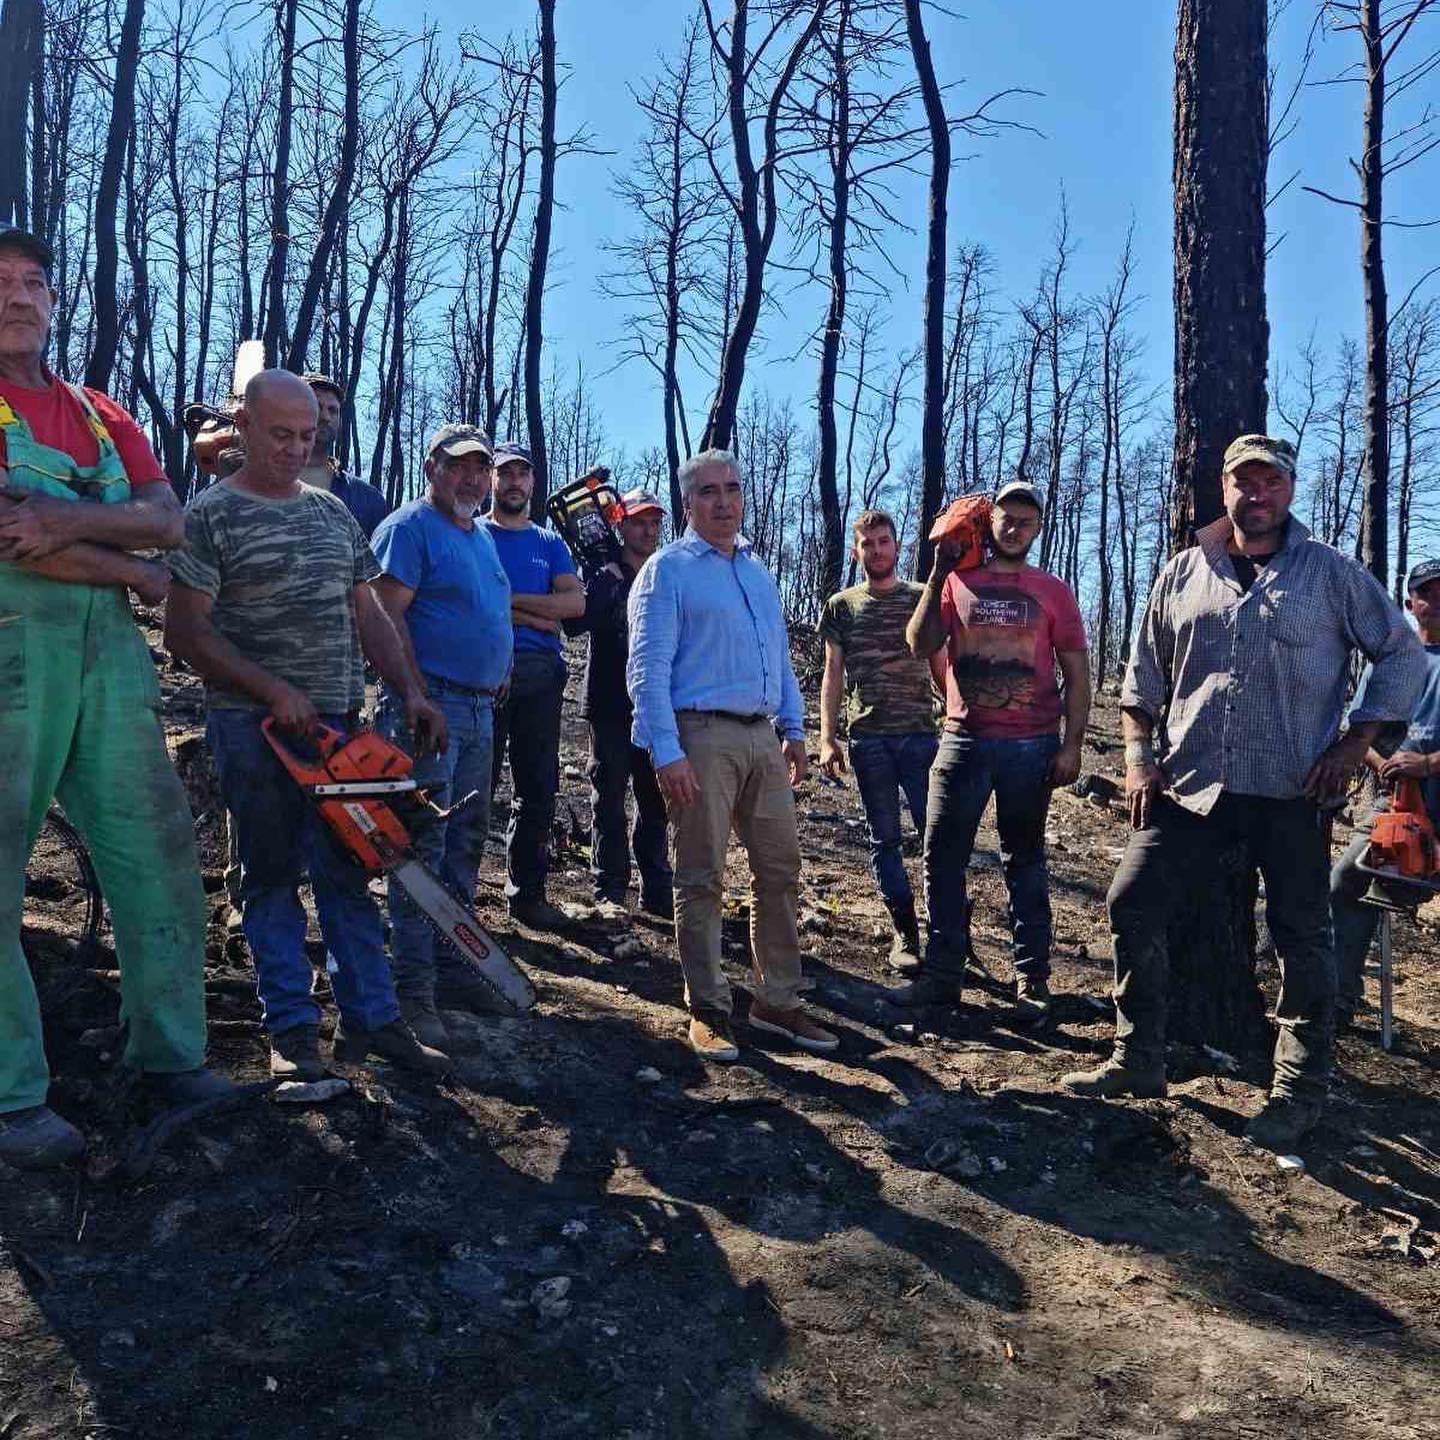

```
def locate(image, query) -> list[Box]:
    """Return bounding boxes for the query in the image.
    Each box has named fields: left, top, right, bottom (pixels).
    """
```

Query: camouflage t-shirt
left=169, top=481, right=379, bottom=713
left=817, top=581, right=938, bottom=736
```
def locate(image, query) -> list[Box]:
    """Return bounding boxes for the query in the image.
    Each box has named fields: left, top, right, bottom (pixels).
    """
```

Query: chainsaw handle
left=261, top=716, right=346, bottom=774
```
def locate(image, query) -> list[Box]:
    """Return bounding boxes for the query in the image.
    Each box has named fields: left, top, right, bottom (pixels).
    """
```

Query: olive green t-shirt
left=169, top=481, right=378, bottom=713
left=817, top=581, right=939, bottom=736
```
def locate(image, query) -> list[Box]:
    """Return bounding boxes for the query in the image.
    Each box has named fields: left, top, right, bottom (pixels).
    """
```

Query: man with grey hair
left=627, top=448, right=837, bottom=1061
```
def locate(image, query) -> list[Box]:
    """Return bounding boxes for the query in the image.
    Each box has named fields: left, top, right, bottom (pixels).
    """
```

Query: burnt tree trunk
left=263, top=0, right=299, bottom=366
left=1358, top=0, right=1389, bottom=585
left=523, top=0, right=557, bottom=516
left=84, top=0, right=145, bottom=392
left=1171, top=0, right=1269, bottom=545
left=1167, top=0, right=1271, bottom=1054
left=0, top=0, right=42, bottom=227
left=905, top=0, right=949, bottom=576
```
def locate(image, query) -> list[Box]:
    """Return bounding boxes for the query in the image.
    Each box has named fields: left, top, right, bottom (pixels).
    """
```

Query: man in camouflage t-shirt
left=818, top=509, right=944, bottom=967
left=165, top=369, right=450, bottom=1085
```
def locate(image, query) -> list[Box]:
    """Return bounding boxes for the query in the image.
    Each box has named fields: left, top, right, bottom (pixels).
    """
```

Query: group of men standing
left=2, top=210, right=1434, bottom=1171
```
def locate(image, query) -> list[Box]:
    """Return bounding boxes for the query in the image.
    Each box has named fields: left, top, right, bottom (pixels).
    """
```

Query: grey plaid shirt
left=1122, top=516, right=1426, bottom=815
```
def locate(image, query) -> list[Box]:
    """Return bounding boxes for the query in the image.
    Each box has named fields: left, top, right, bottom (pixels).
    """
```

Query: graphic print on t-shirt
left=951, top=584, right=1043, bottom=713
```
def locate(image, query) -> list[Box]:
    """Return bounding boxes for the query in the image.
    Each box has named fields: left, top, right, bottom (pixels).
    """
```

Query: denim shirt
left=626, top=528, right=804, bottom=767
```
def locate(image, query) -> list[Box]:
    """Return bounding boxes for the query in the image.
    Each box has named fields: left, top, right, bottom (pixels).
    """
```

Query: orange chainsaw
left=1354, top=777, right=1440, bottom=910
left=261, top=718, right=535, bottom=1015
left=928, top=494, right=993, bottom=571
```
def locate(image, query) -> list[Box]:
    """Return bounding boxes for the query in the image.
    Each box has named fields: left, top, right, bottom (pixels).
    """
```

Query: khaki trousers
left=671, top=712, right=803, bottom=1017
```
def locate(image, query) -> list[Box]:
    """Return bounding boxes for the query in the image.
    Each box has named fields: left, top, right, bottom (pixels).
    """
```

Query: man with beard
left=818, top=510, right=945, bottom=968
left=1062, top=435, right=1425, bottom=1152
left=485, top=443, right=584, bottom=930
left=166, top=369, right=451, bottom=1083
left=564, top=488, right=674, bottom=919
left=0, top=224, right=233, bottom=1169
left=886, top=480, right=1090, bottom=1023
left=300, top=373, right=389, bottom=538
left=370, top=425, right=513, bottom=1047
left=628, top=449, right=837, bottom=1062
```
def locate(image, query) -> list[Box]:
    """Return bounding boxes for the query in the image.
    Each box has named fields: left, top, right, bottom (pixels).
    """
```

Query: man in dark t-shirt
left=818, top=509, right=944, bottom=968
left=565, top=488, right=674, bottom=918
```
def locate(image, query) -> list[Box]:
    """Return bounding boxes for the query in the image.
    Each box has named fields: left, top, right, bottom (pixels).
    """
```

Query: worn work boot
left=400, top=993, right=450, bottom=1052
left=0, top=1106, right=86, bottom=1171
left=880, top=971, right=964, bottom=1012
left=334, top=1019, right=452, bottom=1076
left=270, top=1024, right=328, bottom=1083
left=507, top=895, right=572, bottom=932
left=688, top=1011, right=740, bottom=1063
left=885, top=899, right=923, bottom=973
left=145, top=1068, right=240, bottom=1107
left=1060, top=1060, right=1168, bottom=1099
left=748, top=1000, right=840, bottom=1054
left=1243, top=1093, right=1324, bottom=1152
left=1011, top=975, right=1053, bottom=1025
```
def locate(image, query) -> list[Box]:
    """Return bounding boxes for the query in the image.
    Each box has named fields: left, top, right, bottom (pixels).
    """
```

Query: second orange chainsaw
left=262, top=719, right=536, bottom=1015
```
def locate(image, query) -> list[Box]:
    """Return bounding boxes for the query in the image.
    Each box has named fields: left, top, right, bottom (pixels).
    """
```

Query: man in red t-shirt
left=0, top=225, right=231, bottom=1171
left=885, top=480, right=1091, bottom=1022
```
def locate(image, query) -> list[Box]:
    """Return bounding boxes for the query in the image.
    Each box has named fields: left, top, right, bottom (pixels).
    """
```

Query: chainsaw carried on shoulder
left=545, top=464, right=626, bottom=578
left=261, top=719, right=535, bottom=1016
left=928, top=493, right=993, bottom=571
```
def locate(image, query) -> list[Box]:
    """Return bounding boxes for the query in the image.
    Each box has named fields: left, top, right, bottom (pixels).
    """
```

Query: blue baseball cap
left=1407, top=558, right=1440, bottom=593
left=493, top=442, right=532, bottom=468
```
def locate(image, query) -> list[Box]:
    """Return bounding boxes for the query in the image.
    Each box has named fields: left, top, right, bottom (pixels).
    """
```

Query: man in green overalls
left=0, top=225, right=231, bottom=1170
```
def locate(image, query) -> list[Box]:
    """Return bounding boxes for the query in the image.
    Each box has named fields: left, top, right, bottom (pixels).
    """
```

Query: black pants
left=492, top=650, right=566, bottom=903
left=588, top=716, right=673, bottom=904
left=1106, top=793, right=1336, bottom=1102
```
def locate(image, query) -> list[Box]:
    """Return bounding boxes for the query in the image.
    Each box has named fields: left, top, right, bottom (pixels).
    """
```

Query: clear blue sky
left=375, top=0, right=1439, bottom=459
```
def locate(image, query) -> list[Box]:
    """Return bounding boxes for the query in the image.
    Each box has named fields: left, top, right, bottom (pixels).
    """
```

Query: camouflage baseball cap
left=426, top=423, right=492, bottom=460
left=302, top=371, right=346, bottom=404
left=1223, top=434, right=1297, bottom=477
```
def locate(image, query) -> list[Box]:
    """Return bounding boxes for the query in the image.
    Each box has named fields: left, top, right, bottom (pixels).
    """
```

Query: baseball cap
left=302, top=371, right=346, bottom=404
left=994, top=479, right=1044, bottom=512
left=620, top=488, right=665, bottom=517
left=1406, top=558, right=1440, bottom=593
left=0, top=223, right=54, bottom=273
left=492, top=442, right=532, bottom=468
left=426, top=423, right=492, bottom=460
left=1223, top=433, right=1297, bottom=477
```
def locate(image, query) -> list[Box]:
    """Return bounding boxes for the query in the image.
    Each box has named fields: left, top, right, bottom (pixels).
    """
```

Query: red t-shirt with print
left=0, top=374, right=167, bottom=489
left=939, top=564, right=1088, bottom=738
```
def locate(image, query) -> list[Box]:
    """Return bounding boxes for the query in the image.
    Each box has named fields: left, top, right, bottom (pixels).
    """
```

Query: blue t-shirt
left=484, top=519, right=577, bottom=655
left=372, top=499, right=514, bottom=691
left=1354, top=642, right=1440, bottom=822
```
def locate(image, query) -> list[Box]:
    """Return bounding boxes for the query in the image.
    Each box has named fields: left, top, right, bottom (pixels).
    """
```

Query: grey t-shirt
left=169, top=481, right=379, bottom=713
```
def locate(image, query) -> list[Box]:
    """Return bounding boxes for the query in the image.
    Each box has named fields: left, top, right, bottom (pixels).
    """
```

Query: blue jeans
left=922, top=729, right=1060, bottom=980
left=206, top=707, right=400, bottom=1036
left=379, top=677, right=495, bottom=1002
left=849, top=732, right=938, bottom=906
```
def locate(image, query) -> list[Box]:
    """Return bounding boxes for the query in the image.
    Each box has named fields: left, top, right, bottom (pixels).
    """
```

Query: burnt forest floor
left=3, top=605, right=1438, bottom=1440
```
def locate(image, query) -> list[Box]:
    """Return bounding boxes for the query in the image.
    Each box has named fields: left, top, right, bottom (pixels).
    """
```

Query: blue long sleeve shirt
left=626, top=528, right=805, bottom=767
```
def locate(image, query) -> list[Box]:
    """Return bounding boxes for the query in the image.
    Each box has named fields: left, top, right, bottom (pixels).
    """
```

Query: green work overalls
left=0, top=386, right=206, bottom=1112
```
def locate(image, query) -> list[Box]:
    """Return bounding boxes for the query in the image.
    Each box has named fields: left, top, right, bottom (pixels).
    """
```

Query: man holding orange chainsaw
left=166, top=369, right=451, bottom=1084
left=1329, top=559, right=1440, bottom=1026
left=884, top=480, right=1090, bottom=1024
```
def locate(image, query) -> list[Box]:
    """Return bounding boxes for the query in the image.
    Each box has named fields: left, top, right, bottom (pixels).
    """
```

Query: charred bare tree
left=1305, top=0, right=1438, bottom=587
left=1167, top=0, right=1272, bottom=1054
left=700, top=0, right=830, bottom=452
left=0, top=0, right=43, bottom=226
left=85, top=0, right=146, bottom=391
left=904, top=0, right=948, bottom=574
left=262, top=0, right=299, bottom=365
left=523, top=0, right=557, bottom=514
left=1171, top=0, right=1270, bottom=547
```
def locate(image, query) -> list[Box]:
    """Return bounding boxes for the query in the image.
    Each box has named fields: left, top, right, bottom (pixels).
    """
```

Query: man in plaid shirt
left=1063, top=434, right=1425, bottom=1152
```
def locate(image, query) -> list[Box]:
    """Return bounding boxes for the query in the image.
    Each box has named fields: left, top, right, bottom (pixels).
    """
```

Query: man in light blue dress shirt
left=627, top=449, right=838, bottom=1062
